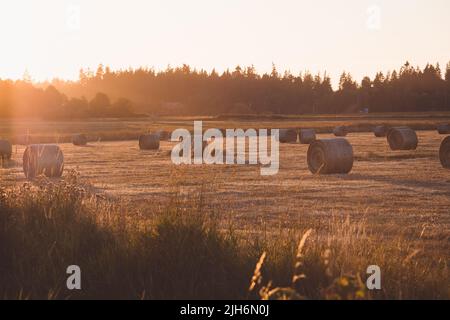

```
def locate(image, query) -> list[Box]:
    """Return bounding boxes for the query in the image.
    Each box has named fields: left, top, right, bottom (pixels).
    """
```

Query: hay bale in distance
left=387, top=127, right=418, bottom=150
left=437, top=124, right=450, bottom=134
left=279, top=129, right=297, bottom=143
left=307, top=138, right=353, bottom=174
left=139, top=134, right=160, bottom=150
left=299, top=129, right=316, bottom=144
left=439, top=136, right=450, bottom=169
left=72, top=134, right=88, bottom=146
left=333, top=126, right=348, bottom=137
left=373, top=125, right=389, bottom=137
left=0, top=140, right=12, bottom=160
left=23, top=144, right=64, bottom=179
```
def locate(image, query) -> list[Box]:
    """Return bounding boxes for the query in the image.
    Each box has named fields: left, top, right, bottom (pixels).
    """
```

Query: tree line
left=0, top=81, right=136, bottom=119
left=1, top=61, right=449, bottom=119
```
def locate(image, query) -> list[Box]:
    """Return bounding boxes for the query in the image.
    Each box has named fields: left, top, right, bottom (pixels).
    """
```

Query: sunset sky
left=1, top=0, right=449, bottom=87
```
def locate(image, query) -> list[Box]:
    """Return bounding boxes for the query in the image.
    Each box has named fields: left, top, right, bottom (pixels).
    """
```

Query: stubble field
left=2, top=129, right=449, bottom=246
left=1, top=118, right=449, bottom=299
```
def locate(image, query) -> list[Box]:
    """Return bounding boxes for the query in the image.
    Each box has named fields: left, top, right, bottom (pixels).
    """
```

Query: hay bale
left=139, top=134, right=160, bottom=150
left=373, top=125, right=389, bottom=137
left=387, top=127, right=418, bottom=150
left=299, top=129, right=316, bottom=144
left=437, top=124, right=450, bottom=134
left=279, top=129, right=297, bottom=143
left=333, top=126, right=348, bottom=137
left=72, top=134, right=88, bottom=146
left=307, top=138, right=353, bottom=174
left=0, top=140, right=12, bottom=160
left=23, top=144, right=64, bottom=179
left=439, top=136, right=450, bottom=169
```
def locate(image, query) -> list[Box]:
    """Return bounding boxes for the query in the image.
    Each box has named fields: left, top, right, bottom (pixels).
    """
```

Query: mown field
left=0, top=116, right=449, bottom=299
left=0, top=112, right=450, bottom=143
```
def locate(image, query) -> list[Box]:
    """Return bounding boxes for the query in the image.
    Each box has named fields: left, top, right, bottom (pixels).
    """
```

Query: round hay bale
left=387, top=127, right=418, bottom=150
left=439, top=136, right=450, bottom=169
left=333, top=126, right=348, bottom=137
left=279, top=129, right=297, bottom=143
left=72, top=134, right=88, bottom=146
left=23, top=144, right=64, bottom=179
left=299, top=129, right=316, bottom=144
left=307, top=138, right=353, bottom=174
left=139, top=134, right=160, bottom=150
left=437, top=124, right=450, bottom=135
left=0, top=140, right=12, bottom=160
left=373, top=125, right=389, bottom=137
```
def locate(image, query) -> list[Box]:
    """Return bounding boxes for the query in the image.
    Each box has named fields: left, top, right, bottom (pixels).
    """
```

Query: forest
left=0, top=61, right=449, bottom=119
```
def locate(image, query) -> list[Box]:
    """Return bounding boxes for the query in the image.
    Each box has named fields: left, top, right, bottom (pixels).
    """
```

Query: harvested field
left=1, top=119, right=449, bottom=300
left=2, top=130, right=449, bottom=251
left=1, top=113, right=450, bottom=144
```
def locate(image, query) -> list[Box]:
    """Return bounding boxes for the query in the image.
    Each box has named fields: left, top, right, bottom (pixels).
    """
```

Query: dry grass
left=2, top=130, right=449, bottom=243
left=0, top=175, right=447, bottom=299
left=1, top=113, right=450, bottom=143
left=0, top=117, right=449, bottom=299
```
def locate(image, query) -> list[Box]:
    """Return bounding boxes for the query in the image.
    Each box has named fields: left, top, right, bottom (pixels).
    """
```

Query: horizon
left=1, top=0, right=449, bottom=88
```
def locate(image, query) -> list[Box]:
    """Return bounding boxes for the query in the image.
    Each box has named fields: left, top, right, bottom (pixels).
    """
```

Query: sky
left=0, top=0, right=449, bottom=88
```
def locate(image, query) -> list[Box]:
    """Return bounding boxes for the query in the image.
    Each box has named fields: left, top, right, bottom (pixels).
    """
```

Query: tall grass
left=0, top=174, right=448, bottom=299
left=0, top=173, right=254, bottom=299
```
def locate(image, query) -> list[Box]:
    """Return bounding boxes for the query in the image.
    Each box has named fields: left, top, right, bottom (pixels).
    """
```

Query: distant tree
left=445, top=62, right=450, bottom=108
left=89, top=92, right=111, bottom=116
left=22, top=69, right=32, bottom=83
left=65, top=97, right=89, bottom=118
left=42, top=85, right=67, bottom=118
left=0, top=80, right=13, bottom=117
left=232, top=65, right=243, bottom=78
left=95, top=64, right=105, bottom=79
left=111, top=97, right=134, bottom=116
left=445, top=62, right=450, bottom=83
left=270, top=63, right=279, bottom=79
left=79, top=68, right=88, bottom=87
left=360, top=76, right=372, bottom=111
left=336, top=72, right=358, bottom=113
